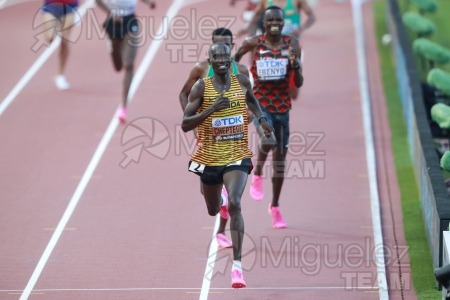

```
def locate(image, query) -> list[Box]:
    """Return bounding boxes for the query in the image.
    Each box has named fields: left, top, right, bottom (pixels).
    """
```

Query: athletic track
left=0, top=0, right=418, bottom=299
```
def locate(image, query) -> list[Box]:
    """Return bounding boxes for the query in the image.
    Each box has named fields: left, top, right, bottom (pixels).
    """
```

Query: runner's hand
left=259, top=118, right=274, bottom=138
left=212, top=91, right=230, bottom=112
left=290, top=28, right=302, bottom=39
left=246, top=107, right=254, bottom=123
left=289, top=47, right=299, bottom=67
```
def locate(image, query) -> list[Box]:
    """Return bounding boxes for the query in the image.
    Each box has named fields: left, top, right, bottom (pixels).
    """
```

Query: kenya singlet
left=191, top=75, right=252, bottom=166
left=250, top=34, right=293, bottom=113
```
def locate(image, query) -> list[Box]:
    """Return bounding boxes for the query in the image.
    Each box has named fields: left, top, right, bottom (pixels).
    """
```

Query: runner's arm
left=289, top=37, right=304, bottom=88
left=237, top=74, right=262, bottom=120
left=237, top=63, right=250, bottom=78
left=179, top=63, right=204, bottom=110
left=237, top=64, right=254, bottom=122
left=296, top=0, right=316, bottom=35
left=238, top=1, right=265, bottom=37
left=234, top=37, right=257, bottom=62
left=237, top=74, right=274, bottom=138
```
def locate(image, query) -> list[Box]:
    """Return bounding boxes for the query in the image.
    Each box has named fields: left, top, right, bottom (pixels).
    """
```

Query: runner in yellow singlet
left=178, top=28, right=252, bottom=249
left=182, top=43, right=274, bottom=289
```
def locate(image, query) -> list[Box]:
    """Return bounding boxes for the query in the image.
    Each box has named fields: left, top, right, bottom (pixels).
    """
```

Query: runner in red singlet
left=234, top=5, right=303, bottom=229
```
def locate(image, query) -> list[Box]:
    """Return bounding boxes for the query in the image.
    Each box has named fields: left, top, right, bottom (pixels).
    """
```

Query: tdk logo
left=212, top=115, right=244, bottom=127
left=257, top=59, right=287, bottom=68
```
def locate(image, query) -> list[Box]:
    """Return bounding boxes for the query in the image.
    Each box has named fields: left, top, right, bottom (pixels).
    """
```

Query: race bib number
left=211, top=115, right=245, bottom=141
left=189, top=161, right=205, bottom=174
left=256, top=58, right=288, bottom=81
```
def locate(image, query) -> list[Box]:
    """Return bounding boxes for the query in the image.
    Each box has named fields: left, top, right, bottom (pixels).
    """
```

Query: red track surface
left=0, top=0, right=417, bottom=299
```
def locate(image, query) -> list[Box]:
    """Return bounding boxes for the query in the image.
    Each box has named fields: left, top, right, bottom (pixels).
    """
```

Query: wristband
left=258, top=116, right=268, bottom=123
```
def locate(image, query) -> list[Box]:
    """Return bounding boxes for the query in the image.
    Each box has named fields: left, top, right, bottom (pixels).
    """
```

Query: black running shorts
left=103, top=14, right=138, bottom=40
left=188, top=158, right=253, bottom=185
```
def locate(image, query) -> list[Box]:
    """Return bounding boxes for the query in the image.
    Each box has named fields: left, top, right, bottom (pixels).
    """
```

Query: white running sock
left=232, top=260, right=242, bottom=271
left=221, top=188, right=227, bottom=206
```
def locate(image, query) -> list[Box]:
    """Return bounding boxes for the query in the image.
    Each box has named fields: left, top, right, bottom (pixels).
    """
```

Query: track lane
left=0, top=2, right=45, bottom=101
left=0, top=1, right=170, bottom=298
left=0, top=0, right=414, bottom=299
left=33, top=1, right=382, bottom=299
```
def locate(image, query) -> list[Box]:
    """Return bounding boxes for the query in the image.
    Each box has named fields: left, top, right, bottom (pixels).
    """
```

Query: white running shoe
left=54, top=75, right=70, bottom=90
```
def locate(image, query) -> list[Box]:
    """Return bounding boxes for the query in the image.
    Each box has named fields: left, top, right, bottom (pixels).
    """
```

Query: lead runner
left=181, top=43, right=274, bottom=288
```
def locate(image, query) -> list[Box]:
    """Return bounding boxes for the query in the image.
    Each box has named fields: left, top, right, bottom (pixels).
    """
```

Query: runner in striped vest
left=178, top=28, right=253, bottom=249
left=182, top=43, right=274, bottom=289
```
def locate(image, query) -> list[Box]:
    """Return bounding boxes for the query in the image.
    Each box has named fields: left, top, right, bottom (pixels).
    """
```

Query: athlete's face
left=208, top=44, right=231, bottom=76
left=212, top=35, right=235, bottom=51
left=263, top=9, right=284, bottom=35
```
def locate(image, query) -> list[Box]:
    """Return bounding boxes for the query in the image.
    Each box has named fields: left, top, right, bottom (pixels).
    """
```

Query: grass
left=373, top=0, right=441, bottom=298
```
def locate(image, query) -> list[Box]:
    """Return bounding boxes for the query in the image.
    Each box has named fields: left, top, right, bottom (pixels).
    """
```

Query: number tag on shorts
left=227, top=160, right=242, bottom=167
left=189, top=161, right=205, bottom=174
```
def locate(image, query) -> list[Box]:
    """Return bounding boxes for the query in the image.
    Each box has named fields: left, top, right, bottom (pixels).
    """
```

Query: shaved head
left=208, top=43, right=231, bottom=59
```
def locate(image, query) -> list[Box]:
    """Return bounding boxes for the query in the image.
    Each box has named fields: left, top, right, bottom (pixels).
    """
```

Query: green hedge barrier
left=413, top=38, right=450, bottom=65
left=427, top=68, right=450, bottom=96
left=440, top=150, right=450, bottom=171
left=412, top=0, right=438, bottom=13
left=431, top=103, right=450, bottom=128
left=402, top=11, right=436, bottom=36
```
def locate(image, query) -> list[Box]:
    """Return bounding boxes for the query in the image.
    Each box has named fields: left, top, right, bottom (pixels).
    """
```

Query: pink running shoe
left=216, top=233, right=232, bottom=248
left=118, top=107, right=127, bottom=123
left=219, top=187, right=230, bottom=219
left=249, top=174, right=263, bottom=201
left=269, top=205, right=287, bottom=229
left=231, top=269, right=246, bottom=288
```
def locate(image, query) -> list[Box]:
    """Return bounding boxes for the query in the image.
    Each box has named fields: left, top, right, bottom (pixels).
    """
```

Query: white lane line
left=0, top=39, right=58, bottom=117
left=0, top=0, right=94, bottom=117
left=5, top=286, right=380, bottom=292
left=18, top=1, right=186, bottom=299
left=199, top=216, right=220, bottom=300
left=351, top=0, right=389, bottom=299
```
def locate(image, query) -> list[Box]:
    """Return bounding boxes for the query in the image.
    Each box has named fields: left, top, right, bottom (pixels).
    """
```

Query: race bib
left=211, top=115, right=245, bottom=141
left=189, top=161, right=205, bottom=174
left=256, top=58, right=288, bottom=81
